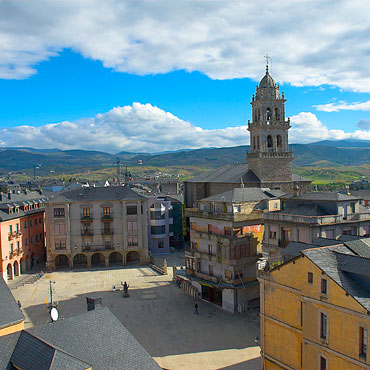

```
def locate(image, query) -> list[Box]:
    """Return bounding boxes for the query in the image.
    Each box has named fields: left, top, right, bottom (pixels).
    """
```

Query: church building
left=184, top=65, right=312, bottom=208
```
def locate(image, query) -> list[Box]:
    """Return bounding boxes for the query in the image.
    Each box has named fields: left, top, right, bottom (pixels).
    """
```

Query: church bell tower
left=246, top=63, right=293, bottom=185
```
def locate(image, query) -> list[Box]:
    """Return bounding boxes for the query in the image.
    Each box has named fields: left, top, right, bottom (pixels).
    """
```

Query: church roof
left=259, top=68, right=276, bottom=88
left=184, top=164, right=260, bottom=184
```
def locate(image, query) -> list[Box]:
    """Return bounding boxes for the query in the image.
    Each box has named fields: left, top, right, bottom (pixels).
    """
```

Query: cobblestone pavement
left=11, top=265, right=260, bottom=370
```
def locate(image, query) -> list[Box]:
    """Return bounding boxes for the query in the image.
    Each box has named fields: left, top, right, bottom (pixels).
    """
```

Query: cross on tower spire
left=264, top=53, right=271, bottom=72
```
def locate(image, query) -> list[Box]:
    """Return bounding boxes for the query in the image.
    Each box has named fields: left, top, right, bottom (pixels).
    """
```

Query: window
left=54, top=224, right=65, bottom=234
left=30, top=236, right=34, bottom=243
left=55, top=240, right=66, bottom=250
left=320, top=356, right=327, bottom=370
left=321, top=279, right=327, bottom=295
left=128, top=236, right=138, bottom=246
left=103, top=207, right=111, bottom=216
left=360, top=327, right=368, bottom=358
left=158, top=241, right=164, bottom=248
left=30, top=219, right=33, bottom=227
left=150, top=210, right=165, bottom=220
left=25, top=238, right=28, bottom=246
left=9, top=243, right=13, bottom=253
left=36, top=235, right=39, bottom=242
left=15, top=224, right=19, bottom=233
left=54, top=208, right=65, bottom=218
left=127, top=205, right=137, bottom=215
left=8, top=225, right=12, bottom=234
left=320, top=312, right=327, bottom=340
left=209, top=265, right=213, bottom=276
left=24, top=221, right=27, bottom=228
left=16, top=241, right=20, bottom=251
left=105, top=240, right=112, bottom=249
left=191, top=241, right=198, bottom=250
left=39, top=217, right=42, bottom=224
left=83, top=207, right=90, bottom=217
left=35, top=218, right=37, bottom=225
left=269, top=230, right=277, bottom=239
left=208, top=244, right=212, bottom=255
left=235, top=269, right=243, bottom=279
left=308, top=272, right=313, bottom=284
left=151, top=225, right=165, bottom=235
left=128, top=221, right=138, bottom=231
left=224, top=227, right=232, bottom=236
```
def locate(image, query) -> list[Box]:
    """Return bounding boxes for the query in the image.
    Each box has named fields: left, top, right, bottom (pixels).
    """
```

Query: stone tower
left=246, top=65, right=293, bottom=186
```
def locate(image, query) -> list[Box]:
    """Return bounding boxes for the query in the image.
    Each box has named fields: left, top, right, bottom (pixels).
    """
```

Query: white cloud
left=0, top=103, right=249, bottom=153
left=2, top=104, right=370, bottom=153
left=290, top=112, right=370, bottom=143
left=2, top=1, right=370, bottom=90
left=315, top=100, right=370, bottom=112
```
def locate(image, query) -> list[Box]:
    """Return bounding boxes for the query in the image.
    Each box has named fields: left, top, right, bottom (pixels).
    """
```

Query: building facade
left=258, top=244, right=370, bottom=369
left=0, top=191, right=47, bottom=282
left=147, top=195, right=173, bottom=254
left=263, top=191, right=370, bottom=260
left=184, top=188, right=281, bottom=313
left=45, top=187, right=150, bottom=270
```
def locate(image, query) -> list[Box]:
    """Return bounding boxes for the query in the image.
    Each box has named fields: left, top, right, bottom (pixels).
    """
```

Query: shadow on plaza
left=23, top=268, right=260, bottom=360
left=218, top=357, right=260, bottom=369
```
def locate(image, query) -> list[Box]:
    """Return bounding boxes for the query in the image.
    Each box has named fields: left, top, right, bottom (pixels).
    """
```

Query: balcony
left=101, top=228, right=114, bottom=235
left=80, top=215, right=93, bottom=222
left=8, top=231, right=16, bottom=241
left=101, top=214, right=113, bottom=222
left=82, top=245, right=114, bottom=252
left=246, top=150, right=293, bottom=159
left=186, top=208, right=263, bottom=222
left=81, top=230, right=93, bottom=236
left=263, top=211, right=370, bottom=225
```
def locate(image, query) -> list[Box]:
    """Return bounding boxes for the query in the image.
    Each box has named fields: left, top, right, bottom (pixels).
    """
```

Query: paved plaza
left=11, top=264, right=260, bottom=370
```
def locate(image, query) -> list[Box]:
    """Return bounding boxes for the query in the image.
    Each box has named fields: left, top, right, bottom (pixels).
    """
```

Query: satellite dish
left=50, top=307, right=59, bottom=322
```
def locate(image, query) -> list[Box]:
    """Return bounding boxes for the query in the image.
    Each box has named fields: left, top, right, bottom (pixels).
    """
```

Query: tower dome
left=259, top=66, right=276, bottom=88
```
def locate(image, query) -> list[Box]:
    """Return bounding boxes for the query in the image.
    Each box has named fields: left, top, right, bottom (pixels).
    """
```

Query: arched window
left=277, top=135, right=282, bottom=148
left=275, top=108, right=280, bottom=120
left=266, top=108, right=271, bottom=123
left=267, top=135, right=273, bottom=148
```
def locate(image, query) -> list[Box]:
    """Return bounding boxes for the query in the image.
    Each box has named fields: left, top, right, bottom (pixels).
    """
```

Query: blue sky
left=1, top=1, right=370, bottom=153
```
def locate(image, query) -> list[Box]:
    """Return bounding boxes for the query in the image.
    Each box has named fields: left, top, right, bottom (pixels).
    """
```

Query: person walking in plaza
left=194, top=302, right=199, bottom=314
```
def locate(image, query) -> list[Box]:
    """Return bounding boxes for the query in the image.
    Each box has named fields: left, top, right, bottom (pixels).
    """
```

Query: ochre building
left=258, top=244, right=370, bottom=369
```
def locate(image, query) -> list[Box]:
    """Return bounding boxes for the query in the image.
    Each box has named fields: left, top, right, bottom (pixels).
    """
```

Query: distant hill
left=309, top=140, right=370, bottom=148
left=1, top=143, right=370, bottom=175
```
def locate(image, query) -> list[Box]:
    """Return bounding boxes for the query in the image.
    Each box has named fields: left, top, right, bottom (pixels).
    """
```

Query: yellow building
left=258, top=244, right=370, bottom=369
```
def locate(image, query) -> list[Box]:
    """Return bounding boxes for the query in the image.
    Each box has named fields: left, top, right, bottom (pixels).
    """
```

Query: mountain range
left=1, top=140, right=370, bottom=176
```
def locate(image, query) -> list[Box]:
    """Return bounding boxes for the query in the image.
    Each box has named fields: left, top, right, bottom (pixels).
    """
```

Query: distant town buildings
left=0, top=190, right=47, bottom=282
left=45, top=186, right=150, bottom=270
left=258, top=242, right=370, bottom=369
left=184, top=187, right=282, bottom=312
left=263, top=191, right=370, bottom=259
